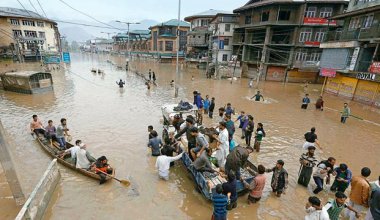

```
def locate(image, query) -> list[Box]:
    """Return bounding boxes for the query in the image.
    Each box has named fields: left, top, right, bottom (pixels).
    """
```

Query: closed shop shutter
left=265, top=66, right=285, bottom=81
left=325, top=75, right=342, bottom=95
left=320, top=48, right=350, bottom=69
left=338, top=76, right=358, bottom=98
left=353, top=80, right=379, bottom=104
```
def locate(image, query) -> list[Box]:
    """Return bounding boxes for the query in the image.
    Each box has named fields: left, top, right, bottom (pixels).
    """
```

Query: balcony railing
left=328, top=25, right=380, bottom=41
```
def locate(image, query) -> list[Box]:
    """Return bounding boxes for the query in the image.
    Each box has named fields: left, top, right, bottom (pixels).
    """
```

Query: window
left=165, top=41, right=173, bottom=51
left=261, top=11, right=270, bottom=22
left=309, top=53, right=321, bottom=61
left=349, top=17, right=361, bottom=29
left=38, top=32, right=45, bottom=38
left=319, top=7, right=332, bottom=18
left=362, top=14, right=374, bottom=28
left=225, top=24, right=231, bottom=32
left=201, top=19, right=208, bottom=26
left=245, top=15, right=252, bottom=24
left=299, top=28, right=313, bottom=42
left=24, top=30, right=37, bottom=38
left=222, top=54, right=228, bottom=61
left=314, top=29, right=326, bottom=42
left=224, top=38, right=229, bottom=46
left=159, top=41, right=163, bottom=51
left=295, top=51, right=307, bottom=61
left=10, top=19, right=20, bottom=25
left=278, top=10, right=291, bottom=21
left=12, top=30, right=22, bottom=37
left=305, top=7, right=317, bottom=18
left=37, top=21, right=44, bottom=27
left=22, top=20, right=35, bottom=26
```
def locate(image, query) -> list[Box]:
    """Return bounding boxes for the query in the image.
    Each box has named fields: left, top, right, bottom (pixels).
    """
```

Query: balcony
left=187, top=38, right=208, bottom=47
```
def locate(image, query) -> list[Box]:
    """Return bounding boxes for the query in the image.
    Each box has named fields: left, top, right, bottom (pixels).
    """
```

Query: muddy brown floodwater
left=0, top=53, right=379, bottom=220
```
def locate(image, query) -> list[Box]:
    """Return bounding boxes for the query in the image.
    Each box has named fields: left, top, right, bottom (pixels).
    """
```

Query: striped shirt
left=300, top=153, right=318, bottom=168
left=212, top=193, right=228, bottom=217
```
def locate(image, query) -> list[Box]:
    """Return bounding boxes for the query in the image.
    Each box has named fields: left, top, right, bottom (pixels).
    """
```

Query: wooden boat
left=181, top=149, right=255, bottom=200
left=35, top=135, right=115, bottom=181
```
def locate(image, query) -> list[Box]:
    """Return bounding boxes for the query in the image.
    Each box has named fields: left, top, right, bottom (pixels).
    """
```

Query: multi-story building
left=149, top=19, right=190, bottom=63
left=209, top=12, right=239, bottom=65
left=0, top=7, right=60, bottom=61
left=233, top=0, right=347, bottom=82
left=320, top=0, right=380, bottom=107
left=112, top=30, right=151, bottom=55
left=185, top=9, right=230, bottom=68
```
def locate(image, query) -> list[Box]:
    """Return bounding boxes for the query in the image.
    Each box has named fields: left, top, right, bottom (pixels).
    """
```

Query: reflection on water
left=1, top=53, right=379, bottom=219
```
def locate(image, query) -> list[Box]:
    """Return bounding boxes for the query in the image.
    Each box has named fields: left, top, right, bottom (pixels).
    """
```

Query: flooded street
left=1, top=53, right=380, bottom=219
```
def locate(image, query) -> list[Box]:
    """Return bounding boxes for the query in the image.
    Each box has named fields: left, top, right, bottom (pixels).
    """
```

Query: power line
left=16, top=0, right=34, bottom=18
left=28, top=0, right=42, bottom=17
left=36, top=0, right=48, bottom=17
left=57, top=0, right=121, bottom=30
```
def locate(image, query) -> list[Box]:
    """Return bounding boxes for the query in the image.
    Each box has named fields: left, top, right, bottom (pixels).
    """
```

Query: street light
left=100, top=31, right=116, bottom=39
left=115, top=20, right=140, bottom=60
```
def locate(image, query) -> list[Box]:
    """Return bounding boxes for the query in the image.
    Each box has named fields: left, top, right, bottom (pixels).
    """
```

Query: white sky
left=1, top=0, right=248, bottom=22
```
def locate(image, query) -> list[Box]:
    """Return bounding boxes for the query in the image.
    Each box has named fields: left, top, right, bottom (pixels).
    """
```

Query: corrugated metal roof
left=234, top=0, right=348, bottom=12
left=185, top=9, right=232, bottom=21
left=150, top=19, right=190, bottom=29
left=1, top=71, right=50, bottom=78
left=0, top=7, right=56, bottom=24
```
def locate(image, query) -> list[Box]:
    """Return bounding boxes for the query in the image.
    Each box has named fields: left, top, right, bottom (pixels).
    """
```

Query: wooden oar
left=95, top=168, right=130, bottom=187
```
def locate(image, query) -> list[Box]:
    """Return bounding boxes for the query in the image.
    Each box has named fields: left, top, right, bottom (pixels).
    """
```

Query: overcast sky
left=2, top=0, right=248, bottom=22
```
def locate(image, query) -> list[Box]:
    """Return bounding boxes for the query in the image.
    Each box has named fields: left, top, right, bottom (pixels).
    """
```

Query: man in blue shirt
left=222, top=171, right=238, bottom=210
left=225, top=103, right=234, bottom=115
left=212, top=184, right=228, bottom=220
left=301, top=94, right=311, bottom=109
left=147, top=130, right=162, bottom=156
left=193, top=91, right=203, bottom=125
left=203, top=95, right=210, bottom=115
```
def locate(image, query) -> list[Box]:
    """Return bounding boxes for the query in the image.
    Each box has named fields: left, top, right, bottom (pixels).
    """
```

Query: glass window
left=309, top=53, right=321, bottom=61
left=165, top=41, right=173, bottom=51
left=222, top=54, right=228, bottom=61
left=299, top=28, right=313, bottom=42
left=319, top=7, right=333, bottom=18
left=159, top=41, right=163, bottom=51
left=38, top=32, right=45, bottom=38
left=295, top=51, right=307, bottom=61
left=305, top=7, right=317, bottom=18
left=225, top=24, right=231, bottom=32
left=22, top=20, right=35, bottom=26
left=245, top=15, right=252, bottom=24
left=362, top=14, right=374, bottom=28
left=37, top=21, right=44, bottom=27
left=10, top=19, right=20, bottom=25
left=224, top=38, right=229, bottom=46
left=314, top=29, right=326, bottom=42
left=12, top=30, right=22, bottom=37
left=278, top=10, right=291, bottom=21
left=261, top=11, right=270, bottom=22
left=24, top=30, right=37, bottom=38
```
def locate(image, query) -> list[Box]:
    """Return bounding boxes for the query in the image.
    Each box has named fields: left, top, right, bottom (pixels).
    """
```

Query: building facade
left=149, top=19, right=190, bottom=63
left=112, top=30, right=151, bottom=55
left=320, top=0, right=380, bottom=107
left=185, top=9, right=231, bottom=68
left=0, top=7, right=60, bottom=61
left=210, top=13, right=239, bottom=65
left=233, top=0, right=347, bottom=82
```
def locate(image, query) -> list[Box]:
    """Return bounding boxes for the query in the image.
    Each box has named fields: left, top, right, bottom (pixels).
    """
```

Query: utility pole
left=205, top=25, right=213, bottom=77
left=257, top=27, right=271, bottom=88
left=215, top=23, right=220, bottom=78
left=115, top=21, right=140, bottom=71
left=176, top=0, right=181, bottom=75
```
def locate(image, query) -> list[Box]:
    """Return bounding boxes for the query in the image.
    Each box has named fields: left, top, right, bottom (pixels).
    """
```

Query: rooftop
left=150, top=19, right=190, bottom=29
left=185, top=9, right=232, bottom=21
left=234, top=0, right=349, bottom=12
left=1, top=71, right=50, bottom=78
left=0, top=7, right=56, bottom=24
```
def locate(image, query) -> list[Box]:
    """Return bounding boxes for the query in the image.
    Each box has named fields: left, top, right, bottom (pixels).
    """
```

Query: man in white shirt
left=305, top=196, right=330, bottom=220
left=213, top=122, right=230, bottom=169
left=75, top=142, right=96, bottom=169
left=60, top=139, right=82, bottom=165
left=155, top=148, right=184, bottom=181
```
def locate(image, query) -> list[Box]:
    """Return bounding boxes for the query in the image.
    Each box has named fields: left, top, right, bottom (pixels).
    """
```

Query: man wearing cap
left=266, top=160, right=288, bottom=197
left=75, top=141, right=96, bottom=169
left=298, top=146, right=318, bottom=187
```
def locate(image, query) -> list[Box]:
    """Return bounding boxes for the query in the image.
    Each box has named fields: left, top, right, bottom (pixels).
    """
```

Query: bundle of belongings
left=173, top=100, right=193, bottom=111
